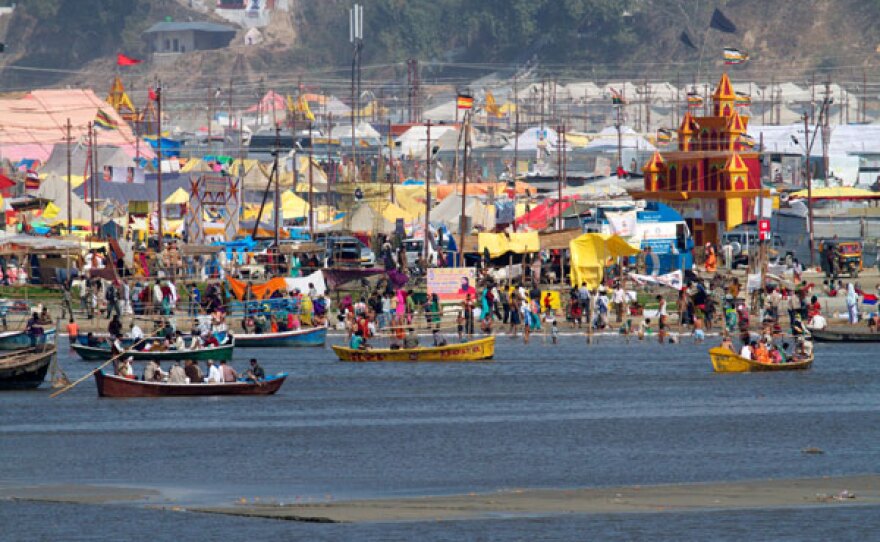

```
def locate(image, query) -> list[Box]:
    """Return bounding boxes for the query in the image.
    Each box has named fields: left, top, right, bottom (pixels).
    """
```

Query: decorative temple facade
left=632, top=73, right=766, bottom=246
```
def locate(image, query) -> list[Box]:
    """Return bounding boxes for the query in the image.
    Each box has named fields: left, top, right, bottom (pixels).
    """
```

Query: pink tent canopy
left=245, top=90, right=286, bottom=114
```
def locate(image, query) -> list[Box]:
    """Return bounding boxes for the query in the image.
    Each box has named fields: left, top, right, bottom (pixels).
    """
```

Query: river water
left=1, top=334, right=878, bottom=540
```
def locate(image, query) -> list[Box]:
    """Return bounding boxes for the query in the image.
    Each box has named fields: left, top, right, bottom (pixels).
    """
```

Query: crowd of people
left=114, top=357, right=265, bottom=385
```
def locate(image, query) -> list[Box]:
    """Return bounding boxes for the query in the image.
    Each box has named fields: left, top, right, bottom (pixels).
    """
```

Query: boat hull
left=333, top=337, right=495, bottom=362
left=235, top=327, right=327, bottom=348
left=810, top=329, right=880, bottom=343
left=94, top=371, right=286, bottom=398
left=0, top=345, right=57, bottom=390
left=709, top=347, right=813, bottom=373
left=0, top=328, right=56, bottom=350
left=71, top=342, right=234, bottom=362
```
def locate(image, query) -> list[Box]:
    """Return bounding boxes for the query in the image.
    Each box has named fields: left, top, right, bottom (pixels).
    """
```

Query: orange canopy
left=228, top=277, right=289, bottom=301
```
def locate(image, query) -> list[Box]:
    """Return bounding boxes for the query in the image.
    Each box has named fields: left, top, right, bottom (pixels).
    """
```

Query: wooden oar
left=49, top=338, right=147, bottom=399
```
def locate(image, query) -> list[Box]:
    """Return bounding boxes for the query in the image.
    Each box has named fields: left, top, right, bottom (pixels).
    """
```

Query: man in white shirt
left=739, top=343, right=753, bottom=359
left=808, top=313, right=827, bottom=330
left=152, top=281, right=164, bottom=313
left=206, top=360, right=223, bottom=383
left=612, top=286, right=627, bottom=323
left=130, top=322, right=144, bottom=341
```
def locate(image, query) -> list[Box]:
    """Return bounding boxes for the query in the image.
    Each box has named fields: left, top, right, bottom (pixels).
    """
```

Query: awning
left=569, top=233, right=640, bottom=288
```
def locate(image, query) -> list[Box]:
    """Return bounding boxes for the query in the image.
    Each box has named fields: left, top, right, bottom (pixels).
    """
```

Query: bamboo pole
left=49, top=338, right=148, bottom=398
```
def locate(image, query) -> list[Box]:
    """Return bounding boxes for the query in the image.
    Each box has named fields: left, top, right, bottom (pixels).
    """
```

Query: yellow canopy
left=42, top=202, right=61, bottom=220
left=371, top=200, right=415, bottom=223
left=478, top=232, right=540, bottom=258
left=569, top=233, right=640, bottom=288
left=281, top=190, right=310, bottom=217
left=789, top=186, right=880, bottom=200
left=163, top=187, right=190, bottom=205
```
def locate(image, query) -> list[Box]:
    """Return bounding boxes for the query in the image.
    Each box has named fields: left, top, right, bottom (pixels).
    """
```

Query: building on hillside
left=630, top=73, right=768, bottom=246
left=143, top=22, right=236, bottom=54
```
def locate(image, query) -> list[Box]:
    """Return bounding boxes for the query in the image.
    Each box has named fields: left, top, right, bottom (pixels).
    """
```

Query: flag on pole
left=656, top=128, right=673, bottom=143
left=148, top=87, right=158, bottom=101
left=457, top=93, right=474, bottom=110
left=710, top=8, right=737, bottom=33
left=116, top=53, right=142, bottom=66
left=610, top=87, right=626, bottom=105
left=687, top=91, right=703, bottom=107
left=485, top=91, right=502, bottom=118
left=297, top=95, right=315, bottom=122
left=723, top=47, right=749, bottom=64
left=735, top=92, right=752, bottom=106
left=94, top=109, right=119, bottom=130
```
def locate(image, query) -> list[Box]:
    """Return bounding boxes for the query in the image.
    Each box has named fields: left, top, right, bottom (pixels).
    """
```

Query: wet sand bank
left=187, top=475, right=880, bottom=523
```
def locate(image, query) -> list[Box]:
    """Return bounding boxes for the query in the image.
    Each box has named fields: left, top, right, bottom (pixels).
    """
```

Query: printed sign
left=427, top=267, right=477, bottom=302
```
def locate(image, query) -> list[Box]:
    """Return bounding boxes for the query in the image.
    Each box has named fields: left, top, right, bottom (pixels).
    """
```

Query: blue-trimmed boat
left=0, top=328, right=56, bottom=350
left=234, top=326, right=327, bottom=348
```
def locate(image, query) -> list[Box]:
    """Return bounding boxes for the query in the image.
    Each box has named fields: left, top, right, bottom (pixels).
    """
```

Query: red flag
left=117, top=53, right=142, bottom=66
left=148, top=87, right=157, bottom=101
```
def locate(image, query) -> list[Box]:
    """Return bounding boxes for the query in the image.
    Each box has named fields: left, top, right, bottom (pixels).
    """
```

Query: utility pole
left=615, top=102, right=623, bottom=171
left=458, top=111, right=470, bottom=265
left=556, top=122, right=564, bottom=231
left=822, top=81, right=831, bottom=180
left=424, top=119, right=432, bottom=260
left=308, top=120, right=315, bottom=238
left=804, top=112, right=815, bottom=267
left=88, top=122, right=95, bottom=237
left=156, top=83, right=164, bottom=246
left=513, top=74, right=519, bottom=181
left=66, top=118, right=72, bottom=233
left=350, top=3, right=363, bottom=182
left=273, top=123, right=281, bottom=248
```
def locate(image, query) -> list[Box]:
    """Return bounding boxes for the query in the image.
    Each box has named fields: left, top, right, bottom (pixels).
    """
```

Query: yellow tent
left=164, top=187, right=190, bottom=205
left=569, top=233, right=640, bottom=288
left=281, top=190, right=310, bottom=217
left=370, top=200, right=414, bottom=224
left=478, top=232, right=540, bottom=258
left=789, top=186, right=880, bottom=200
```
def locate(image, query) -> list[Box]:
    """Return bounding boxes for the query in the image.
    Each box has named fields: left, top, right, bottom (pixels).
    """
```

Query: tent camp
left=430, top=194, right=496, bottom=233
left=35, top=173, right=92, bottom=222
left=584, top=126, right=656, bottom=152
left=395, top=125, right=455, bottom=158
left=569, top=233, right=640, bottom=288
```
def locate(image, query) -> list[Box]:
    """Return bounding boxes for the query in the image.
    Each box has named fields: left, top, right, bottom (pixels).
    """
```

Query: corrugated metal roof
left=143, top=21, right=236, bottom=34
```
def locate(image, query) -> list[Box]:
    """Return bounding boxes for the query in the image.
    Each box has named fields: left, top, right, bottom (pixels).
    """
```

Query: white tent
left=430, top=194, right=495, bottom=233
left=348, top=203, right=395, bottom=234
left=503, top=127, right=561, bottom=151
left=585, top=126, right=656, bottom=152
left=395, top=125, right=455, bottom=158
left=423, top=100, right=458, bottom=122
left=330, top=121, right=381, bottom=140
left=36, top=173, right=92, bottom=221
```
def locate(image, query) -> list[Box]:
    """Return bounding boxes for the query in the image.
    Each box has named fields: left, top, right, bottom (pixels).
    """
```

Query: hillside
left=3, top=0, right=880, bottom=91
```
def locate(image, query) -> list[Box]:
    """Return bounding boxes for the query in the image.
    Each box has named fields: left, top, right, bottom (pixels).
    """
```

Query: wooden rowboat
left=71, top=341, right=234, bottom=362
left=94, top=370, right=287, bottom=398
left=332, top=336, right=495, bottom=362
left=0, top=328, right=56, bottom=350
left=709, top=347, right=813, bottom=373
left=235, top=326, right=327, bottom=348
left=0, top=345, right=57, bottom=390
left=810, top=328, right=880, bottom=343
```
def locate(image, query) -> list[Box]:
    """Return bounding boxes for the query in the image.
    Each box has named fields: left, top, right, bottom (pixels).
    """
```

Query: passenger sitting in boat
left=201, top=333, right=220, bottom=348
left=403, top=328, right=419, bottom=349
left=807, top=312, right=827, bottom=331
left=149, top=340, right=168, bottom=352
left=85, top=332, right=103, bottom=347
left=188, top=330, right=202, bottom=350
left=173, top=331, right=186, bottom=350
left=38, top=307, right=52, bottom=325
left=269, top=314, right=279, bottom=333
left=184, top=360, right=204, bottom=383
left=254, top=313, right=267, bottom=334
left=754, top=341, right=771, bottom=364
left=111, top=335, right=125, bottom=357
left=432, top=329, right=448, bottom=347
left=130, top=322, right=144, bottom=341
left=25, top=312, right=44, bottom=346
left=349, top=330, right=365, bottom=350
left=720, top=335, right=734, bottom=352
left=769, top=345, right=783, bottom=364
left=144, top=359, right=165, bottom=382
left=168, top=362, right=187, bottom=384
left=160, top=320, right=175, bottom=341
left=116, top=358, right=134, bottom=379
left=219, top=360, right=238, bottom=382
left=739, top=341, right=753, bottom=360
left=206, top=360, right=223, bottom=383
left=245, top=358, right=265, bottom=382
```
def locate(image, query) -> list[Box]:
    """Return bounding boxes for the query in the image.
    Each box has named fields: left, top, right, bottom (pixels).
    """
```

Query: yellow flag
left=43, top=202, right=61, bottom=220
left=485, top=91, right=502, bottom=118
left=298, top=96, right=315, bottom=122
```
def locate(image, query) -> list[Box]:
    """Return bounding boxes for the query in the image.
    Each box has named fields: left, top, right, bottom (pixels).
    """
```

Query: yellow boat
left=709, top=347, right=813, bottom=373
left=333, top=336, right=495, bottom=362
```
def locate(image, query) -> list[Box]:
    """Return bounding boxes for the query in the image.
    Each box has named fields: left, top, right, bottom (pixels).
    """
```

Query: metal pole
left=308, top=120, right=315, bottom=238
left=513, top=74, right=519, bottom=181
left=156, top=84, right=164, bottom=247
left=88, top=122, right=95, bottom=237
left=805, top=113, right=815, bottom=267
left=616, top=105, right=622, bottom=170
left=556, top=123, right=562, bottom=231
left=458, top=112, right=470, bottom=265
left=66, top=118, right=72, bottom=233
left=424, top=120, right=432, bottom=260
left=273, top=123, right=281, bottom=248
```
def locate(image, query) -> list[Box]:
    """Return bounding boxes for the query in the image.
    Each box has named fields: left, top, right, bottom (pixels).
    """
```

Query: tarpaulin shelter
left=569, top=233, right=640, bottom=288
left=789, top=186, right=880, bottom=200
left=478, top=232, right=540, bottom=258
left=515, top=199, right=574, bottom=231
left=430, top=195, right=496, bottom=233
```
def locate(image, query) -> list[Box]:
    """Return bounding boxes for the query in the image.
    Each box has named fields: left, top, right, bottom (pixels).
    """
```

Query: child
left=544, top=310, right=558, bottom=344
left=693, top=318, right=705, bottom=343
left=456, top=311, right=464, bottom=341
